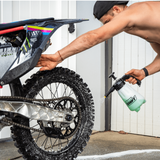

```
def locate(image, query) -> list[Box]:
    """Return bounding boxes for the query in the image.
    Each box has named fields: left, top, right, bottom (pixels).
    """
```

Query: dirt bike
left=0, top=17, right=95, bottom=160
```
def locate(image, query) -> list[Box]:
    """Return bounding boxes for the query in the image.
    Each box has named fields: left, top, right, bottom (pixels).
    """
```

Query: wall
left=76, top=1, right=105, bottom=131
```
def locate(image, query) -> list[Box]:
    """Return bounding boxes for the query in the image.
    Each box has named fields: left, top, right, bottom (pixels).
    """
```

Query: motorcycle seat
left=0, top=17, right=54, bottom=31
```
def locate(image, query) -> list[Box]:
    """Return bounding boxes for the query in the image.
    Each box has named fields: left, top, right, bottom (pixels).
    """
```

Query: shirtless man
left=36, top=1, right=160, bottom=84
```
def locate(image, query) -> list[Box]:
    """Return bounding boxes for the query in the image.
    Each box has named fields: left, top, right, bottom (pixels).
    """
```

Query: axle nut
left=65, top=114, right=73, bottom=121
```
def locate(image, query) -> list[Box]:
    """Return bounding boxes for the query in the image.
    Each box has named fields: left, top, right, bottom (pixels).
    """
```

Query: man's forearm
left=145, top=54, right=160, bottom=75
left=58, top=30, right=104, bottom=60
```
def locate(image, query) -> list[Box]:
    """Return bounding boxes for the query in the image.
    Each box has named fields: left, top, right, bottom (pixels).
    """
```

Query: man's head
left=93, top=1, right=129, bottom=24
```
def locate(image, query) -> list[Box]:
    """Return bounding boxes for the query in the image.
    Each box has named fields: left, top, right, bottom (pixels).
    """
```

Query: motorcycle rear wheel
left=11, top=67, right=95, bottom=160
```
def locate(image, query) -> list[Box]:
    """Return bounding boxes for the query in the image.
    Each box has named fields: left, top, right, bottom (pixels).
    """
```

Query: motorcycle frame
left=0, top=19, right=88, bottom=90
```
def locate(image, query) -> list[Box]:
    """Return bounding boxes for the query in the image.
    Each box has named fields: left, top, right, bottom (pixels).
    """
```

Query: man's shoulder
left=122, top=1, right=160, bottom=29
left=128, top=1, right=158, bottom=11
left=124, top=2, right=155, bottom=22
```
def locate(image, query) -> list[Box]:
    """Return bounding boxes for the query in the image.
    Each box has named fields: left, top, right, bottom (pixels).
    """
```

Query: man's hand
left=36, top=52, right=63, bottom=71
left=125, top=69, right=145, bottom=85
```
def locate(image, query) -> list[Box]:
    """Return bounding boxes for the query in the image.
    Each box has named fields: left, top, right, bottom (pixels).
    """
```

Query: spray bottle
left=105, top=72, right=146, bottom=112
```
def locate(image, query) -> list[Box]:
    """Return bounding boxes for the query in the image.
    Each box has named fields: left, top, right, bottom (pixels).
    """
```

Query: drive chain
left=1, top=117, right=43, bottom=133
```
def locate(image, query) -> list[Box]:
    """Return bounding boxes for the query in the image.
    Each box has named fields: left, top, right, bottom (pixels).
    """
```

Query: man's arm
left=56, top=15, right=130, bottom=59
left=59, top=2, right=154, bottom=60
left=146, top=43, right=160, bottom=75
left=36, top=7, right=133, bottom=71
left=126, top=43, right=160, bottom=84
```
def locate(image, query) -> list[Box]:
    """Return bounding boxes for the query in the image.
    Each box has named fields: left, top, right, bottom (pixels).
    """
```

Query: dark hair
left=93, top=1, right=129, bottom=20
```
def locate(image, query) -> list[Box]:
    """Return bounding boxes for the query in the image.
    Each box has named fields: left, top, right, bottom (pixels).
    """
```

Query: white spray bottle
left=105, top=72, right=146, bottom=112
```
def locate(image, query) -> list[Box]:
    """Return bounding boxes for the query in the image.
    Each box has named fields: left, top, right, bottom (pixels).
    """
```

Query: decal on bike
left=10, top=30, right=43, bottom=69
left=26, top=37, right=31, bottom=48
left=27, top=25, right=54, bottom=35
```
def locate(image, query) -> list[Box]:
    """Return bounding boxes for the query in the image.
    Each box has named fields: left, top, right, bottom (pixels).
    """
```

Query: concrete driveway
left=1, top=131, right=160, bottom=160
left=77, top=131, right=160, bottom=160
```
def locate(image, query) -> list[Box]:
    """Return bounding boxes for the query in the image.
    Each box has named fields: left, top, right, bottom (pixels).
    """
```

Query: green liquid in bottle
left=121, top=95, right=146, bottom=112
left=118, top=84, right=146, bottom=112
left=126, top=99, right=146, bottom=112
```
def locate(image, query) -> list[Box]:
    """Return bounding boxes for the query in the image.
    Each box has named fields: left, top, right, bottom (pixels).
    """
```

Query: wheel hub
left=40, top=98, right=81, bottom=139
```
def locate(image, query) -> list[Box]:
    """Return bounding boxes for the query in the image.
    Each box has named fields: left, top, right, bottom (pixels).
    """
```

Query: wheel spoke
left=46, top=84, right=56, bottom=99
left=45, top=139, right=69, bottom=150
left=68, top=89, right=74, bottom=97
left=50, top=138, right=53, bottom=149
left=54, top=83, right=60, bottom=97
left=58, top=139, right=61, bottom=150
left=35, top=132, right=44, bottom=143
left=31, top=123, right=39, bottom=128
left=41, top=136, right=48, bottom=148
left=52, top=138, right=58, bottom=148
left=50, top=84, right=53, bottom=99
left=62, top=85, right=68, bottom=97
left=44, top=137, right=48, bottom=150
left=67, top=138, right=69, bottom=145
left=38, top=90, right=44, bottom=99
